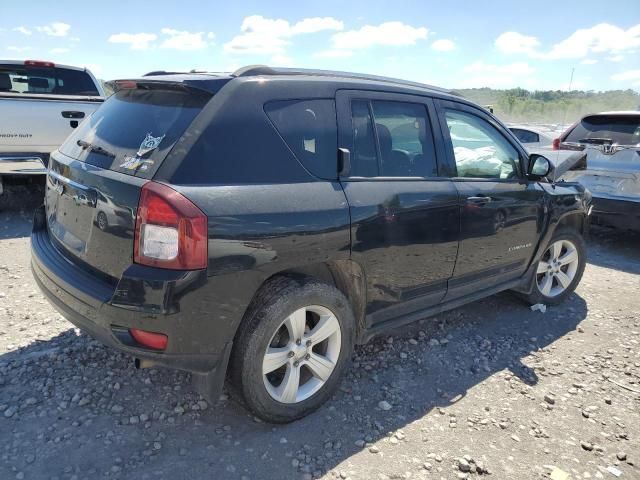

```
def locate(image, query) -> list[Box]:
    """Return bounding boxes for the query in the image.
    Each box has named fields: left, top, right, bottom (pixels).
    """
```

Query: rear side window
left=349, top=99, right=437, bottom=177
left=510, top=128, right=539, bottom=143
left=564, top=115, right=640, bottom=146
left=0, top=64, right=100, bottom=96
left=265, top=99, right=337, bottom=179
left=59, top=88, right=210, bottom=178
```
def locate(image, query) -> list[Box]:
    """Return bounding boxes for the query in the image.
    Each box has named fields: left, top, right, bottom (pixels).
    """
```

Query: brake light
left=130, top=328, right=168, bottom=350
left=552, top=138, right=560, bottom=150
left=24, top=60, right=55, bottom=68
left=134, top=182, right=207, bottom=270
left=115, top=80, right=137, bottom=90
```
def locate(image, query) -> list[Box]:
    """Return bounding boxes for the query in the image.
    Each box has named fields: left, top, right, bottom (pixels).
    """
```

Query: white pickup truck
left=0, top=60, right=104, bottom=200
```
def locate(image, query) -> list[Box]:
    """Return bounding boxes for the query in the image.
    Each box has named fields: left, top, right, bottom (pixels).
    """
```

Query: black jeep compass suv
left=31, top=66, right=591, bottom=423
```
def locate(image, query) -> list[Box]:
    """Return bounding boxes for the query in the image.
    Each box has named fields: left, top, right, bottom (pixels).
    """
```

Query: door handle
left=466, top=196, right=492, bottom=204
left=61, top=111, right=85, bottom=119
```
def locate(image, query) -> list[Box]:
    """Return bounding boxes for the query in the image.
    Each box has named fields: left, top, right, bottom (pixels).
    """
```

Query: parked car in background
left=554, top=111, right=640, bottom=231
left=31, top=66, right=591, bottom=423
left=509, top=125, right=555, bottom=149
left=0, top=60, right=104, bottom=200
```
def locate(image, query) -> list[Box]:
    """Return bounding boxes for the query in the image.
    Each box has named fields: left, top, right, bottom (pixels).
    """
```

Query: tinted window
left=564, top=115, right=640, bottom=146
left=371, top=101, right=437, bottom=177
left=59, top=88, right=210, bottom=178
left=351, top=100, right=379, bottom=176
left=349, top=99, right=437, bottom=177
left=265, top=99, right=337, bottom=179
left=445, top=110, right=520, bottom=179
left=510, top=128, right=539, bottom=143
left=0, top=64, right=100, bottom=96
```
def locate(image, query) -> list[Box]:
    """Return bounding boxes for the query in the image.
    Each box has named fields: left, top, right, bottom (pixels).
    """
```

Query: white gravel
left=0, top=204, right=639, bottom=480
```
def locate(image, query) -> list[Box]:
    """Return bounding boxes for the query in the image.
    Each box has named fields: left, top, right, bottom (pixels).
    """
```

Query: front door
left=434, top=99, right=545, bottom=299
left=336, top=90, right=460, bottom=325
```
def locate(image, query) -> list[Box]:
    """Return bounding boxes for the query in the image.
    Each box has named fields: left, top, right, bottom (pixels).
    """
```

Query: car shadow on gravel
left=0, top=291, right=587, bottom=480
left=586, top=226, right=640, bottom=274
left=0, top=210, right=34, bottom=239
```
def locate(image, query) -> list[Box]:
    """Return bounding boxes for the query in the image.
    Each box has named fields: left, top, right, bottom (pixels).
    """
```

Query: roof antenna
left=560, top=67, right=575, bottom=132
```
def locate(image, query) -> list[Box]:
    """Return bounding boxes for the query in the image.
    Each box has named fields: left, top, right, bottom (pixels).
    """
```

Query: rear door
left=45, top=84, right=211, bottom=279
left=435, top=99, right=545, bottom=299
left=336, top=90, right=460, bottom=325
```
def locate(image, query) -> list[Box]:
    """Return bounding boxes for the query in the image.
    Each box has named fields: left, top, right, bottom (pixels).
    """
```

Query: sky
left=1, top=0, right=639, bottom=91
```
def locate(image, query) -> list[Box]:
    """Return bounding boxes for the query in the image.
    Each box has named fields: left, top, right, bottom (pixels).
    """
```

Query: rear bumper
left=30, top=206, right=232, bottom=397
left=591, top=197, right=640, bottom=231
left=0, top=154, right=48, bottom=175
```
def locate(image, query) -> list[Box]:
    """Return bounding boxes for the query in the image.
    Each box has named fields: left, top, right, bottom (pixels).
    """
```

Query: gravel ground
left=0, top=202, right=639, bottom=480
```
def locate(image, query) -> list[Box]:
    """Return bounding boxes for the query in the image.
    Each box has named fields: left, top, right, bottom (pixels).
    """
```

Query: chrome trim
left=0, top=156, right=46, bottom=175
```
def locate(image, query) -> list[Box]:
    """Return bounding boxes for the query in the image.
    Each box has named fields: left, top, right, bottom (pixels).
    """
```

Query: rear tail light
left=130, top=328, right=168, bottom=350
left=552, top=138, right=560, bottom=150
left=134, top=182, right=207, bottom=270
left=24, top=60, right=55, bottom=68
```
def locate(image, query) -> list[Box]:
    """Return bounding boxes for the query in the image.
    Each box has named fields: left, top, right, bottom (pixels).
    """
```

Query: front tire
left=230, top=277, right=355, bottom=423
left=523, top=229, right=586, bottom=305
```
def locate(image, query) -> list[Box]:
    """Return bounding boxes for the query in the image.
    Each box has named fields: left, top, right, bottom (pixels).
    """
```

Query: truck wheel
left=229, top=277, right=355, bottom=423
left=523, top=229, right=586, bottom=306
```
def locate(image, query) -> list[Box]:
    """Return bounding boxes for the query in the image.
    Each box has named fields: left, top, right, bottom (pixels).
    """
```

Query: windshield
left=565, top=115, right=640, bottom=147
left=0, top=64, right=100, bottom=96
left=59, top=87, right=210, bottom=178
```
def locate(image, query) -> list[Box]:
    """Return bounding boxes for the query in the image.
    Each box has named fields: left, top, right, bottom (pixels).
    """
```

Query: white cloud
left=495, top=23, right=640, bottom=61
left=271, top=54, right=293, bottom=66
left=581, top=58, right=597, bottom=65
left=36, top=22, right=70, bottom=37
left=160, top=28, right=211, bottom=51
left=50, top=47, right=70, bottom=54
left=611, top=69, right=640, bottom=82
left=13, top=26, right=32, bottom=36
left=458, top=61, right=535, bottom=88
left=495, top=31, right=540, bottom=55
left=431, top=39, right=455, bottom=52
left=331, top=21, right=427, bottom=50
left=224, top=16, right=343, bottom=55
left=314, top=49, right=354, bottom=58
left=7, top=46, right=31, bottom=53
left=608, top=55, right=624, bottom=62
left=546, top=23, right=640, bottom=59
left=290, top=17, right=343, bottom=35
left=108, top=32, right=157, bottom=50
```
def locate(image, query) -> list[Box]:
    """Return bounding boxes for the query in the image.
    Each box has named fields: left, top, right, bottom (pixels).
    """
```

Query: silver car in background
left=509, top=125, right=556, bottom=149
left=555, top=111, right=640, bottom=231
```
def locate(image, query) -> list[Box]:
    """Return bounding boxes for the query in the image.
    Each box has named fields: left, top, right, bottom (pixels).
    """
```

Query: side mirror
left=528, top=154, right=554, bottom=181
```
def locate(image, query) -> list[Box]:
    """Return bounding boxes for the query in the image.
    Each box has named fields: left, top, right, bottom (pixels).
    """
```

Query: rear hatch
left=45, top=79, right=220, bottom=279
left=559, top=113, right=640, bottom=200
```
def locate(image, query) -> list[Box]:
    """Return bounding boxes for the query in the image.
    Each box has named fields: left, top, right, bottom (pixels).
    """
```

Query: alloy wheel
left=536, top=239, right=580, bottom=298
left=262, top=305, right=341, bottom=404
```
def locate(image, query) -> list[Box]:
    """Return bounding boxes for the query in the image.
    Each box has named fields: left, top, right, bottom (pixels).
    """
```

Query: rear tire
left=229, top=276, right=355, bottom=423
left=522, top=228, right=586, bottom=306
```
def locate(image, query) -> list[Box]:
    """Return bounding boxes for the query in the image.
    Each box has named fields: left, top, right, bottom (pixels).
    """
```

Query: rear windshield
left=0, top=64, right=100, bottom=96
left=565, top=115, right=640, bottom=146
left=59, top=87, right=210, bottom=178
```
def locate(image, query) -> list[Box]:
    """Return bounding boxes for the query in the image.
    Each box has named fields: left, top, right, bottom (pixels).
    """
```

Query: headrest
left=375, top=123, right=392, bottom=155
left=0, top=73, right=12, bottom=90
left=28, top=77, right=49, bottom=89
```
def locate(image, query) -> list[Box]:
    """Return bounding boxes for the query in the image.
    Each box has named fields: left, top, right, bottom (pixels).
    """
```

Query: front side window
left=349, top=99, right=437, bottom=177
left=445, top=110, right=520, bottom=179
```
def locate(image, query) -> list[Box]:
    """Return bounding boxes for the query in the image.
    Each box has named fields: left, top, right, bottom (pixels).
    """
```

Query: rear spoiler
left=0, top=92, right=104, bottom=102
left=106, top=77, right=229, bottom=96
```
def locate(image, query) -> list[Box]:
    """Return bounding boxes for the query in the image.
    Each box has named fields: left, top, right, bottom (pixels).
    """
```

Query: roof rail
left=231, top=65, right=453, bottom=94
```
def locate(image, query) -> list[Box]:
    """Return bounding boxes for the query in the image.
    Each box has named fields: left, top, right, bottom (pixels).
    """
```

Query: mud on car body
left=31, top=66, right=591, bottom=423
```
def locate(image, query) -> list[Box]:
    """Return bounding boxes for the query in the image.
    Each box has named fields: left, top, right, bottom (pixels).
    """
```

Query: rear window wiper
left=76, top=139, right=116, bottom=158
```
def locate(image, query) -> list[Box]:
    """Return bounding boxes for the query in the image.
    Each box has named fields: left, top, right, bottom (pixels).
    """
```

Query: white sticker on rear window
left=136, top=133, right=166, bottom=157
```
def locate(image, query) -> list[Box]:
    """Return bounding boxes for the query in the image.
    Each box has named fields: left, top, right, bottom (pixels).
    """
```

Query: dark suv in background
left=31, top=66, right=591, bottom=423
